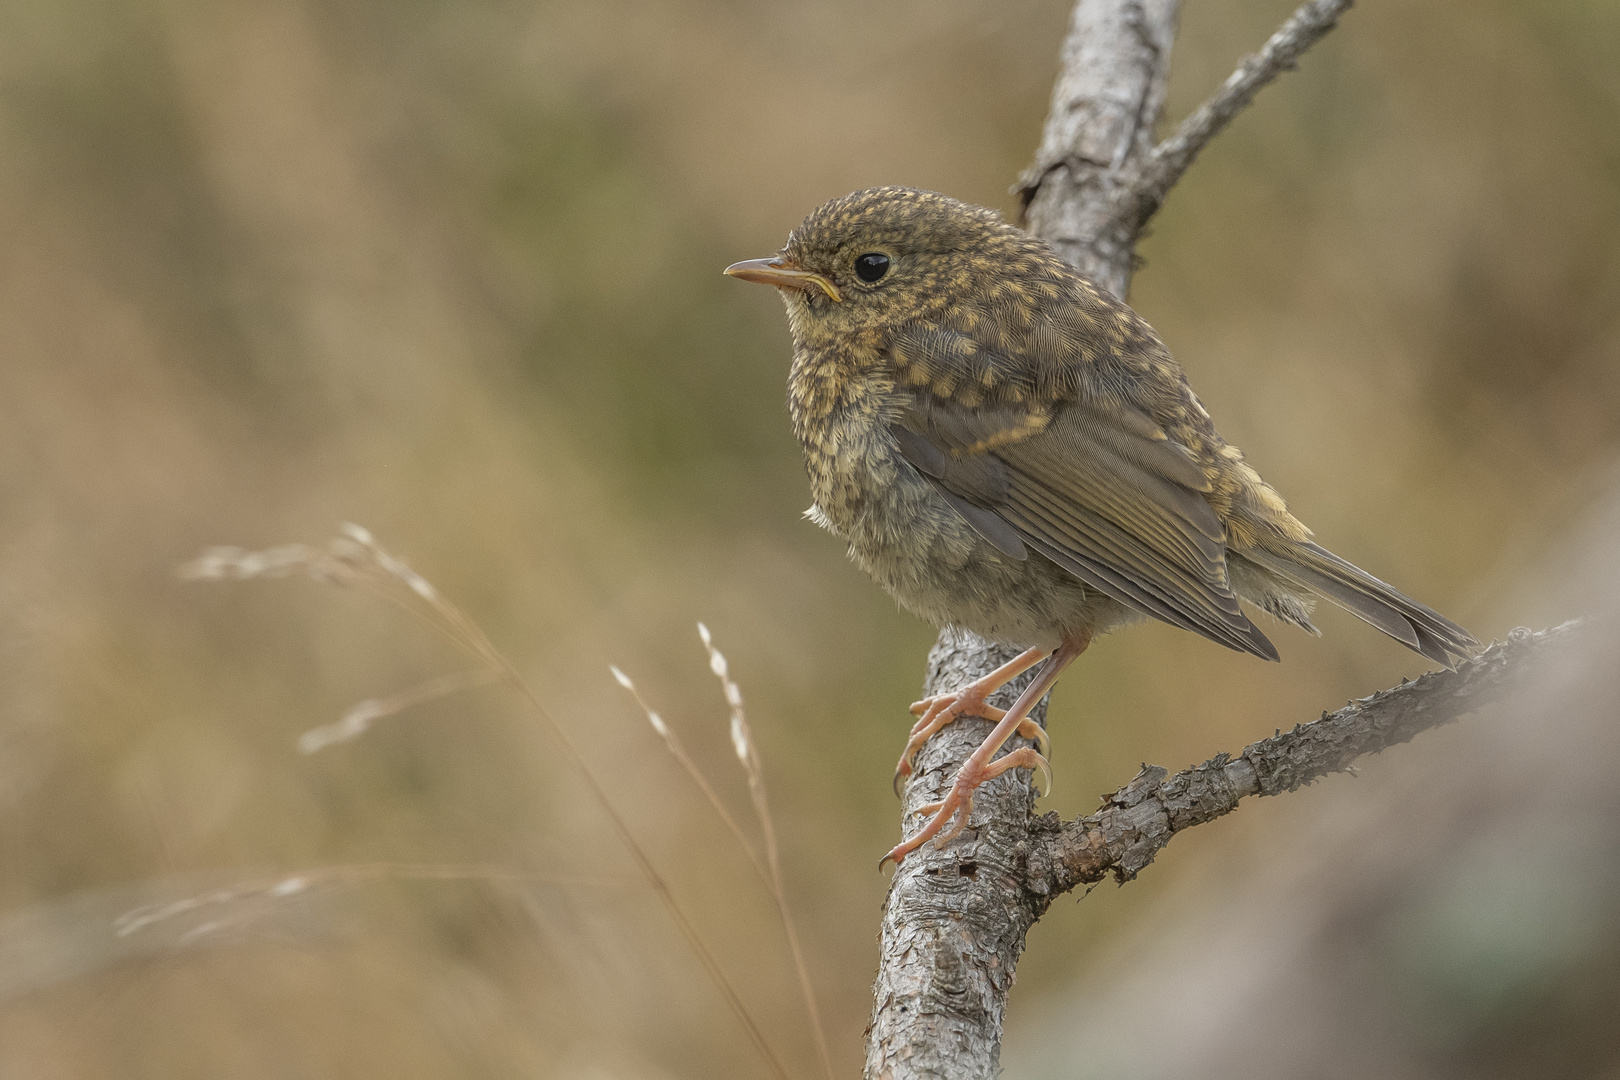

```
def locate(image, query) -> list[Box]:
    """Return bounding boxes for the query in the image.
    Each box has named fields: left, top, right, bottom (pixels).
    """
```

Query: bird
left=724, top=187, right=1477, bottom=867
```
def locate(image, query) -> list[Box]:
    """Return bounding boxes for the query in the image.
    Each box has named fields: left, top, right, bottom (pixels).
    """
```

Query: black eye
left=854, top=252, right=890, bottom=283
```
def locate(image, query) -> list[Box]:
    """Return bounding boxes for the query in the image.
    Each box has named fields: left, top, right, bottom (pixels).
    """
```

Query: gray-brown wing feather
left=890, top=425, right=1027, bottom=559
left=892, top=392, right=1278, bottom=661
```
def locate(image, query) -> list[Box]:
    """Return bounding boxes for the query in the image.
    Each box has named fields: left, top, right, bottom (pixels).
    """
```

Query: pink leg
left=894, top=646, right=1049, bottom=792
left=882, top=633, right=1089, bottom=868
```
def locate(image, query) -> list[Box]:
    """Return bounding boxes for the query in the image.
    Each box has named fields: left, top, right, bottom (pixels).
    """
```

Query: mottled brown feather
left=750, top=186, right=1477, bottom=664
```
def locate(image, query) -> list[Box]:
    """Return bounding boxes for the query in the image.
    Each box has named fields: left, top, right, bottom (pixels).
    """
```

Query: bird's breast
left=789, top=364, right=909, bottom=542
left=786, top=349, right=931, bottom=535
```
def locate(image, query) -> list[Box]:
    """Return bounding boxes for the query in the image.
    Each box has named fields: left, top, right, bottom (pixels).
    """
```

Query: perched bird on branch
left=726, top=187, right=1476, bottom=866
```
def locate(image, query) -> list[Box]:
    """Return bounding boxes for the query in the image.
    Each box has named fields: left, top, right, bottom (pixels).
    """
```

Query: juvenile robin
left=725, top=187, right=1476, bottom=866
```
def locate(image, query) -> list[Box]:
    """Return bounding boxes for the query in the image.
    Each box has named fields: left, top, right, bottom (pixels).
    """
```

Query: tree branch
left=1110, top=0, right=1355, bottom=237
left=1016, top=0, right=1182, bottom=300
left=1025, top=623, right=1578, bottom=903
left=865, top=632, right=1056, bottom=1080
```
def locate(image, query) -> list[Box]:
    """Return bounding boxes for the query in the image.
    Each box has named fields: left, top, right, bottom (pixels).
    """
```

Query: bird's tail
left=1238, top=539, right=1478, bottom=666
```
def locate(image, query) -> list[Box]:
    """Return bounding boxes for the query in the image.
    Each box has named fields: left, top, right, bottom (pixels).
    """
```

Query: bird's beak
left=723, top=258, right=843, bottom=302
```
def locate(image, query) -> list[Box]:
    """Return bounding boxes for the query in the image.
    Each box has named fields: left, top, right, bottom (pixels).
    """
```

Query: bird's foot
left=881, top=746, right=1051, bottom=868
left=894, top=688, right=996, bottom=794
left=893, top=646, right=1050, bottom=795
left=893, top=696, right=1049, bottom=794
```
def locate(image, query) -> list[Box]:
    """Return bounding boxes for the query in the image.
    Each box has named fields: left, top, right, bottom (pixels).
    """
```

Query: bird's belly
left=809, top=444, right=1118, bottom=649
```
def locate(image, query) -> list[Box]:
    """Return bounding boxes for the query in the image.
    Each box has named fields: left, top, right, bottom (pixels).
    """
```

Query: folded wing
left=893, top=390, right=1280, bottom=661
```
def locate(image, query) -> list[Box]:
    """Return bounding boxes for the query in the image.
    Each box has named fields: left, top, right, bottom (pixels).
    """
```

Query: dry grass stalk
left=297, top=669, right=503, bottom=753
left=183, top=525, right=794, bottom=1080
left=609, top=665, right=772, bottom=888
left=698, top=624, right=835, bottom=1080
left=611, top=627, right=835, bottom=1080
left=114, top=863, right=635, bottom=940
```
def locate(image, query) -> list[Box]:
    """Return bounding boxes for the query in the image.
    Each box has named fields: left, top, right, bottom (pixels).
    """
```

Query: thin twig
left=1113, top=0, right=1355, bottom=234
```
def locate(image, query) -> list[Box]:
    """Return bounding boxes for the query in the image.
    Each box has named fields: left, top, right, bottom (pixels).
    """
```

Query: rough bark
left=867, top=619, right=1570, bottom=1080
left=1015, top=0, right=1181, bottom=300
left=870, top=3, right=1182, bottom=1074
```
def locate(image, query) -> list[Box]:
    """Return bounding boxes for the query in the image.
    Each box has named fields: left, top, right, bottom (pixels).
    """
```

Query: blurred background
left=0, top=0, right=1616, bottom=1076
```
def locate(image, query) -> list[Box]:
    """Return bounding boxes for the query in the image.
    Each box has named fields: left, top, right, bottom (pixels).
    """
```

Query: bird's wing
left=892, top=385, right=1279, bottom=660
left=1238, top=540, right=1477, bottom=665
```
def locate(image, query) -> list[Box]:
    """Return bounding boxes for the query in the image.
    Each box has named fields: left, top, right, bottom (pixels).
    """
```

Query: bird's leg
left=894, top=646, right=1049, bottom=792
left=883, top=633, right=1089, bottom=868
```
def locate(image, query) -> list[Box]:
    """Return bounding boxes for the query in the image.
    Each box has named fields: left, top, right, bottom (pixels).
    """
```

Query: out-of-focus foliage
left=0, top=0, right=1613, bottom=1076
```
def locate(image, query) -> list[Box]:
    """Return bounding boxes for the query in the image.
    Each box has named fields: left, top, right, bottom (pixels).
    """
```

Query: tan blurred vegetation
left=0, top=0, right=1615, bottom=1076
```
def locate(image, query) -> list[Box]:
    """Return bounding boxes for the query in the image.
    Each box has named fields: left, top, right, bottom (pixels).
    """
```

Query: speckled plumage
left=735, top=187, right=1476, bottom=666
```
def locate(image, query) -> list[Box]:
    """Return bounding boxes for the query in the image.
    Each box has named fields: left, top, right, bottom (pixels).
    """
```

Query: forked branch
left=1112, top=0, right=1356, bottom=236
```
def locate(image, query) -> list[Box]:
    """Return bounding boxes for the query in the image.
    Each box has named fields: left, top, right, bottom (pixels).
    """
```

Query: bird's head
left=725, top=187, right=1060, bottom=349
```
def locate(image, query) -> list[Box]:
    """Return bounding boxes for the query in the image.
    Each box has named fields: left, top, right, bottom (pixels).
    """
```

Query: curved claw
left=1018, top=718, right=1050, bottom=760
left=885, top=748, right=1053, bottom=867
left=880, top=640, right=1085, bottom=871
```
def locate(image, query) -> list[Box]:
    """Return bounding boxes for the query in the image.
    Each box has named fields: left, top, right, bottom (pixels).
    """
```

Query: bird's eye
left=854, top=252, right=890, bottom=283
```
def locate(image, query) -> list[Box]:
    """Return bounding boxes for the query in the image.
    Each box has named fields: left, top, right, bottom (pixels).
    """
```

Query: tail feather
left=1240, top=541, right=1478, bottom=666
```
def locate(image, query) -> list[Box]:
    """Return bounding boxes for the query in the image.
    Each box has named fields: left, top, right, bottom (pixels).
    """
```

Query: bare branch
left=1027, top=623, right=1578, bottom=901
left=1112, top=0, right=1355, bottom=236
left=1016, top=0, right=1182, bottom=300
left=865, top=631, right=1057, bottom=1080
